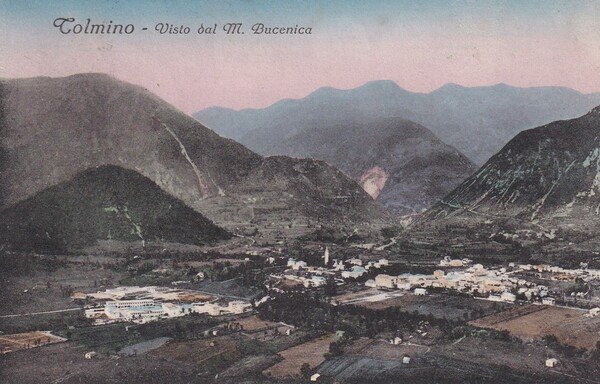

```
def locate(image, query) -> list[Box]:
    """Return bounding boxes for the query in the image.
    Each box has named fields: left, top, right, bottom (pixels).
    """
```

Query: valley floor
left=1, top=236, right=599, bottom=384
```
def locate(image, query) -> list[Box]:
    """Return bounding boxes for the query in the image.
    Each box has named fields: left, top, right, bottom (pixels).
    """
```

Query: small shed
left=545, top=358, right=558, bottom=368
left=71, top=292, right=87, bottom=300
left=310, top=373, right=321, bottom=381
left=542, top=297, right=556, bottom=306
left=85, top=351, right=98, bottom=359
left=402, top=356, right=411, bottom=364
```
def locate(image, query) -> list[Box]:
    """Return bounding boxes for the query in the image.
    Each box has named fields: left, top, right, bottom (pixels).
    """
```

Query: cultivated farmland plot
left=471, top=305, right=600, bottom=350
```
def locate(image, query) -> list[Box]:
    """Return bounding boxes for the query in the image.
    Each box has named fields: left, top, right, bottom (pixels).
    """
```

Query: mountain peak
left=7, top=72, right=119, bottom=85
left=1, top=73, right=387, bottom=245
left=436, top=82, right=466, bottom=91
left=357, top=80, right=406, bottom=93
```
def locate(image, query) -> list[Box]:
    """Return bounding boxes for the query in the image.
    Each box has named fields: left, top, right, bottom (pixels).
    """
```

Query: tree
left=324, top=278, right=338, bottom=297
left=300, top=363, right=311, bottom=379
left=329, top=341, right=343, bottom=356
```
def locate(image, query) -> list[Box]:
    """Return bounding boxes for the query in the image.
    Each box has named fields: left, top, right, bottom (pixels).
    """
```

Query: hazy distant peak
left=433, top=82, right=468, bottom=92
left=357, top=79, right=402, bottom=90
left=197, top=105, right=238, bottom=114
left=195, top=79, right=600, bottom=165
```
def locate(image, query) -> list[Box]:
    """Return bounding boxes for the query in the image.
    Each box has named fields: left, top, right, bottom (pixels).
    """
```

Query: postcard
left=1, top=1, right=599, bottom=383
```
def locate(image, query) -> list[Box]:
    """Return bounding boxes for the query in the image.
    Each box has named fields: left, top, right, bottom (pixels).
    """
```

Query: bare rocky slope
left=0, top=74, right=387, bottom=244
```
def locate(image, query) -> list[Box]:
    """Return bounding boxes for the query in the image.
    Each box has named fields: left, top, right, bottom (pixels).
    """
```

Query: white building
left=500, top=292, right=516, bottom=302
left=228, top=300, right=252, bottom=314
left=287, top=259, right=308, bottom=270
left=342, top=266, right=367, bottom=279
left=84, top=307, right=106, bottom=319
left=440, top=256, right=466, bottom=267
left=375, top=274, right=396, bottom=289
left=545, top=358, right=558, bottom=367
left=542, top=297, right=556, bottom=305
left=332, top=259, right=345, bottom=271
left=106, top=299, right=155, bottom=309
left=396, top=282, right=412, bottom=290
left=323, top=247, right=330, bottom=266
left=303, top=275, right=327, bottom=288
left=162, top=302, right=186, bottom=317
left=414, top=288, right=427, bottom=296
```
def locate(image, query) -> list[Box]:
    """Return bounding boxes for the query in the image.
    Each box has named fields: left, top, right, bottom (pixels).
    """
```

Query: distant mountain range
left=270, top=118, right=477, bottom=214
left=0, top=74, right=386, bottom=251
left=195, top=81, right=600, bottom=165
left=421, top=105, right=600, bottom=232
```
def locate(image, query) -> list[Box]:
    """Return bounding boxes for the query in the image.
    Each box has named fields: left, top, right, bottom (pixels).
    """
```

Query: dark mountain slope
left=0, top=165, right=230, bottom=254
left=421, top=105, right=600, bottom=230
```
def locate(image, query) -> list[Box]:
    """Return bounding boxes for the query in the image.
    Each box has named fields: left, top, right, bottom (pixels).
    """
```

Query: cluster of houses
left=79, top=286, right=251, bottom=325
left=267, top=248, right=389, bottom=290
left=265, top=250, right=600, bottom=309
left=518, top=263, right=600, bottom=282
left=369, top=257, right=557, bottom=304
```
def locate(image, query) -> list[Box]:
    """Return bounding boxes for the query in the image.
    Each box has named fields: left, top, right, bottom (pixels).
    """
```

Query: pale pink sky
left=1, top=2, right=599, bottom=113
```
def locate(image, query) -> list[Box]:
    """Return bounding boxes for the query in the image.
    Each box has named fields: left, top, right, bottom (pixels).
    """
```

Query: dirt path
left=0, top=307, right=82, bottom=318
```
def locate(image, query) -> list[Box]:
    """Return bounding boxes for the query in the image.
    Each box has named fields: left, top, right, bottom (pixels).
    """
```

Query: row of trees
left=256, top=290, right=462, bottom=339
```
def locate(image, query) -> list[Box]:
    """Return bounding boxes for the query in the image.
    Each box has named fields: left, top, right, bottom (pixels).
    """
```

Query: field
left=317, top=335, right=599, bottom=383
left=149, top=336, right=242, bottom=375
left=235, top=315, right=294, bottom=341
left=434, top=335, right=570, bottom=375
left=333, top=288, right=407, bottom=306
left=0, top=342, right=202, bottom=384
left=219, top=354, right=281, bottom=378
left=263, top=334, right=337, bottom=379
left=344, top=338, right=431, bottom=361
left=317, top=355, right=416, bottom=382
left=235, top=315, right=282, bottom=332
left=471, top=304, right=600, bottom=350
left=0, top=331, right=66, bottom=354
left=344, top=291, right=512, bottom=321
left=0, top=257, right=121, bottom=315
